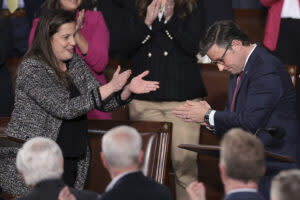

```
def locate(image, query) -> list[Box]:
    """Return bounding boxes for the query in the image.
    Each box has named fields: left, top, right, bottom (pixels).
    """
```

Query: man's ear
left=138, top=151, right=144, bottom=166
left=100, top=152, right=109, bottom=169
left=20, top=171, right=25, bottom=182
left=231, top=39, right=242, bottom=47
left=262, top=166, right=266, bottom=176
left=231, top=39, right=242, bottom=52
left=61, top=158, right=64, bottom=169
left=219, top=163, right=227, bottom=181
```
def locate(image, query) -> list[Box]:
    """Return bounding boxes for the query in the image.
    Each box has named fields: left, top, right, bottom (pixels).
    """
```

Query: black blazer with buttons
left=99, top=0, right=207, bottom=101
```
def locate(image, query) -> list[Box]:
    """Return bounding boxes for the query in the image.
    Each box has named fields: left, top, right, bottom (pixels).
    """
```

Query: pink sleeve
left=28, top=18, right=40, bottom=47
left=81, top=11, right=110, bottom=73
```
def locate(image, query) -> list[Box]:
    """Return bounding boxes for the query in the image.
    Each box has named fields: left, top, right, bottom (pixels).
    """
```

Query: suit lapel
left=231, top=46, right=259, bottom=112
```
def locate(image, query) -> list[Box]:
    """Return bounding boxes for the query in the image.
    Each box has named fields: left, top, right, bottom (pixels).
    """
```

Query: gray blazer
left=0, top=54, right=124, bottom=195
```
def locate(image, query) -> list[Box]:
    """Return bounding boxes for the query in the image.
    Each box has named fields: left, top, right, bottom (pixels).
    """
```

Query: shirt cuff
left=209, top=110, right=216, bottom=126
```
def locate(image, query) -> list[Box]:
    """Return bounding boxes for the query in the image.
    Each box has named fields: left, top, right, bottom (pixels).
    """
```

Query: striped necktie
left=230, top=72, right=243, bottom=112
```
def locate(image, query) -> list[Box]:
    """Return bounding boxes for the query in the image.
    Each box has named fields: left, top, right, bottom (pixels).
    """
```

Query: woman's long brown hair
left=24, top=9, right=76, bottom=87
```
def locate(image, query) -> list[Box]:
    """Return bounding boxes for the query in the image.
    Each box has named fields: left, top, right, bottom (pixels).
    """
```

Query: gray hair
left=220, top=128, right=265, bottom=183
left=16, top=137, right=63, bottom=186
left=102, top=125, right=142, bottom=168
left=271, top=169, right=300, bottom=200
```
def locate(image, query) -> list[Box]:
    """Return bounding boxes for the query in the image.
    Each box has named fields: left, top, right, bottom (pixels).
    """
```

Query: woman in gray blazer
left=0, top=9, right=159, bottom=196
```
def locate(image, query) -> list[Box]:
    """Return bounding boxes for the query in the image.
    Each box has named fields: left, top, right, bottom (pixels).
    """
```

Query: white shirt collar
left=242, top=44, right=257, bottom=71
left=226, top=188, right=257, bottom=196
left=105, top=170, right=140, bottom=192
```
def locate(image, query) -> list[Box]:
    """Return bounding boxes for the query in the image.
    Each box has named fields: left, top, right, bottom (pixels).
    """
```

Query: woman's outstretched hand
left=120, top=70, right=159, bottom=100
left=129, top=70, right=159, bottom=94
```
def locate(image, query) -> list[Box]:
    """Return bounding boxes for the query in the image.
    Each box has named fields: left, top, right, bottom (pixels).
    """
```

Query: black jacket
left=101, top=171, right=173, bottom=200
left=99, top=0, right=207, bottom=101
left=15, top=179, right=101, bottom=200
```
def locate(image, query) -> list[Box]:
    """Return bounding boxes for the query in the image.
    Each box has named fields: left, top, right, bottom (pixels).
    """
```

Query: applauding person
left=29, top=0, right=112, bottom=120
left=0, top=9, right=159, bottom=196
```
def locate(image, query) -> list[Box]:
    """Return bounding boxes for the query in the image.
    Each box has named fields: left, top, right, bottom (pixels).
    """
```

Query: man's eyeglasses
left=210, top=44, right=231, bottom=65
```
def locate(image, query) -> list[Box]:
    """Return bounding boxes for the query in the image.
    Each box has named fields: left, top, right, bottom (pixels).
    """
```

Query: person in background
left=202, top=0, right=233, bottom=30
left=15, top=137, right=101, bottom=200
left=260, top=0, right=300, bottom=124
left=100, top=125, right=173, bottom=200
left=270, top=169, right=300, bottom=200
left=29, top=0, right=112, bottom=120
left=0, top=9, right=159, bottom=196
left=99, top=0, right=207, bottom=199
left=0, top=0, right=30, bottom=57
left=174, top=20, right=298, bottom=200
left=186, top=128, right=265, bottom=200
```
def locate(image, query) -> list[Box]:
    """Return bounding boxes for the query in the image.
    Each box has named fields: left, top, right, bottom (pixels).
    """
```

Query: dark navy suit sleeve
left=214, top=67, right=282, bottom=134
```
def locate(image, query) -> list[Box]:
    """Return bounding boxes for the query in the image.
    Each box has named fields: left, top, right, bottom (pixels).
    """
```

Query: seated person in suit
left=174, top=20, right=298, bottom=199
left=186, top=128, right=266, bottom=200
left=271, top=169, right=300, bottom=200
left=15, top=137, right=101, bottom=200
left=100, top=125, right=173, bottom=200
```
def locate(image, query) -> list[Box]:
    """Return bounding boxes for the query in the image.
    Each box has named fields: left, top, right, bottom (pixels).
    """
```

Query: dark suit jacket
left=214, top=46, right=298, bottom=165
left=16, top=179, right=100, bottom=200
left=100, top=171, right=173, bottom=200
left=223, top=191, right=265, bottom=200
left=214, top=45, right=298, bottom=198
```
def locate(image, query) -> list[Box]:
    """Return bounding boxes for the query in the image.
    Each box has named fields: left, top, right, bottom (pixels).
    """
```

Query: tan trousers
left=129, top=99, right=200, bottom=200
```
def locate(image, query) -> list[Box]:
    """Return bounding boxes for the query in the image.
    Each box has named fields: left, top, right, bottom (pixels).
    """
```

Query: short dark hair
left=220, top=128, right=265, bottom=183
left=199, top=20, right=250, bottom=56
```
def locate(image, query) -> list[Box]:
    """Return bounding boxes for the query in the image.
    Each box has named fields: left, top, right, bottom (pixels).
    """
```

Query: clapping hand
left=145, top=0, right=162, bottom=26
left=120, top=70, right=159, bottom=101
left=110, top=65, right=132, bottom=92
left=164, top=0, right=174, bottom=21
left=129, top=70, right=159, bottom=94
left=58, top=186, right=76, bottom=200
left=186, top=182, right=206, bottom=200
left=173, top=100, right=211, bottom=123
left=76, top=9, right=85, bottom=33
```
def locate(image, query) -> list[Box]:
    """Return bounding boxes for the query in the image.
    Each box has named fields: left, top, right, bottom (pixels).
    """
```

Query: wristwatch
left=204, top=109, right=212, bottom=125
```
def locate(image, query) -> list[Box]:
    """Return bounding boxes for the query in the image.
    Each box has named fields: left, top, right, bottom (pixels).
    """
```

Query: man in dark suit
left=15, top=137, right=101, bottom=200
left=100, top=125, right=173, bottom=200
left=174, top=20, right=298, bottom=199
left=186, top=128, right=265, bottom=200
